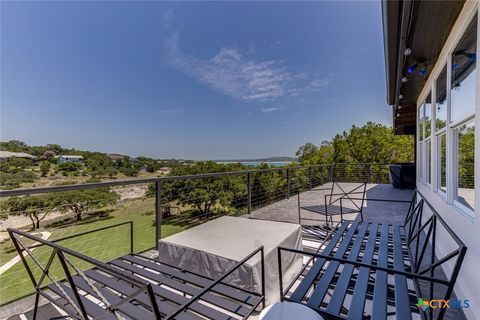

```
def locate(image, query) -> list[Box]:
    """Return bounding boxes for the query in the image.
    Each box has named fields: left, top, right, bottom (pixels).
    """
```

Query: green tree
left=3, top=195, right=54, bottom=229
left=40, top=161, right=51, bottom=177
left=0, top=158, right=32, bottom=173
left=0, top=172, right=37, bottom=189
left=298, top=122, right=414, bottom=165
left=58, top=162, right=82, bottom=176
left=147, top=162, right=247, bottom=216
left=0, top=140, right=30, bottom=153
left=296, top=142, right=318, bottom=162
left=54, top=188, right=118, bottom=221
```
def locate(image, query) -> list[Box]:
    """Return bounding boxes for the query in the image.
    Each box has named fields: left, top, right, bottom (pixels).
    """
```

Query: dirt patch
left=113, top=184, right=148, bottom=200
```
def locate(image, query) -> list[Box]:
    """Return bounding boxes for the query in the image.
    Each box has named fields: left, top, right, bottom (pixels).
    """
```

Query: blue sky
left=1, top=1, right=391, bottom=160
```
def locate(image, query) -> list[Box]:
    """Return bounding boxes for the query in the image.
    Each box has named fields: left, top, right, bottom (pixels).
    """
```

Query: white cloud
left=261, top=106, right=284, bottom=113
left=165, top=32, right=329, bottom=102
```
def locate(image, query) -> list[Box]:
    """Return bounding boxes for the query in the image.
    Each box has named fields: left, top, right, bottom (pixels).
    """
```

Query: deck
left=4, top=183, right=467, bottom=320
left=250, top=183, right=414, bottom=226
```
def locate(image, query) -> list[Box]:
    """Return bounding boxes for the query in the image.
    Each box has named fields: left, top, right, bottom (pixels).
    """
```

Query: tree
left=296, top=142, right=318, bottom=162
left=58, top=162, right=82, bottom=176
left=0, top=171, right=37, bottom=189
left=147, top=162, right=247, bottom=216
left=4, top=195, right=53, bottom=229
left=40, top=161, right=51, bottom=177
left=54, top=188, right=118, bottom=221
left=0, top=140, right=30, bottom=153
left=298, top=122, right=414, bottom=165
left=0, top=157, right=32, bottom=173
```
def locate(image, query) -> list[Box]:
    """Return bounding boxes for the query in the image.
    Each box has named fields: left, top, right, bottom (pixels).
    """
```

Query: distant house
left=106, top=153, right=125, bottom=163
left=0, top=151, right=37, bottom=162
left=57, top=155, right=84, bottom=164
left=157, top=167, right=171, bottom=175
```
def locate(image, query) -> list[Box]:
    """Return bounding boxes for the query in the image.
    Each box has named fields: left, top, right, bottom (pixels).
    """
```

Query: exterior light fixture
left=396, top=113, right=400, bottom=117
left=401, top=77, right=408, bottom=83
left=407, top=63, right=417, bottom=74
left=399, top=94, right=403, bottom=99
left=404, top=48, right=411, bottom=56
left=418, top=65, right=427, bottom=76
left=398, top=105, right=403, bottom=109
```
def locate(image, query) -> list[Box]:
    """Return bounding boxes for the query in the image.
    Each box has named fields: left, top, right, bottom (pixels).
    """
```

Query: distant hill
left=213, top=156, right=298, bottom=162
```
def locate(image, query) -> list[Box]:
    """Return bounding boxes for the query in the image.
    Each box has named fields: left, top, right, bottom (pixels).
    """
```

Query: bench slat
left=47, top=282, right=117, bottom=320
left=127, top=253, right=257, bottom=310
left=371, top=224, right=389, bottom=320
left=348, top=223, right=378, bottom=319
left=110, top=258, right=244, bottom=320
left=290, top=220, right=352, bottom=302
left=71, top=275, right=156, bottom=320
left=393, top=225, right=412, bottom=320
left=307, top=219, right=361, bottom=308
left=326, top=222, right=369, bottom=314
left=84, top=269, right=200, bottom=320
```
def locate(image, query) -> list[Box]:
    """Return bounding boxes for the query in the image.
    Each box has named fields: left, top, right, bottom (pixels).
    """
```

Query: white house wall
left=416, top=1, right=479, bottom=318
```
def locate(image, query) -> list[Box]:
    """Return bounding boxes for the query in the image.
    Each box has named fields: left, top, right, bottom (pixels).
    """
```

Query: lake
left=217, top=161, right=293, bottom=167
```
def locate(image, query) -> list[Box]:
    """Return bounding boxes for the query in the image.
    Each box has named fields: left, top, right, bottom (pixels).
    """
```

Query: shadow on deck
left=250, top=183, right=414, bottom=226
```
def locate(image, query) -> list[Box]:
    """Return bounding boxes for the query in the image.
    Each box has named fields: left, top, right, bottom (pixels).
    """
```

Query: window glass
left=425, top=93, right=432, bottom=138
left=455, top=121, right=475, bottom=211
left=418, top=104, right=424, bottom=141
left=451, top=14, right=477, bottom=123
left=436, top=65, right=447, bottom=130
left=438, top=134, right=447, bottom=193
left=419, top=142, right=423, bottom=180
left=426, top=140, right=431, bottom=184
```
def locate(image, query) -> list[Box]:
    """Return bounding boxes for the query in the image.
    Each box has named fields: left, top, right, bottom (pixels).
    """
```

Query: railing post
left=155, top=181, right=162, bottom=251
left=247, top=172, right=252, bottom=215
left=308, top=166, right=313, bottom=190
left=297, top=181, right=301, bottom=224
left=286, top=169, right=290, bottom=199
left=130, top=221, right=134, bottom=253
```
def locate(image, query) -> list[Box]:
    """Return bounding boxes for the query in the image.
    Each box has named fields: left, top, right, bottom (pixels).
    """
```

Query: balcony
left=0, top=164, right=467, bottom=320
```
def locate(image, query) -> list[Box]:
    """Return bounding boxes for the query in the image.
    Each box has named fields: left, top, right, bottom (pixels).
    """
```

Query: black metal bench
left=301, top=163, right=370, bottom=228
left=279, top=190, right=467, bottom=320
left=8, top=224, right=265, bottom=320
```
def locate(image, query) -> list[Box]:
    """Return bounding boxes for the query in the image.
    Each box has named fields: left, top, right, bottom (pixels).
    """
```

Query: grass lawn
left=0, top=197, right=185, bottom=305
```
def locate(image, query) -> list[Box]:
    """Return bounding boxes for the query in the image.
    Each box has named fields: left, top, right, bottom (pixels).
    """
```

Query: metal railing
left=0, top=163, right=407, bottom=305
left=7, top=224, right=265, bottom=319
left=0, top=163, right=403, bottom=240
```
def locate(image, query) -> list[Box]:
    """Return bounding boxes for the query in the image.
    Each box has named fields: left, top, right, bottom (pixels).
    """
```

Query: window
left=418, top=104, right=424, bottom=141
left=454, top=121, right=475, bottom=211
left=426, top=139, right=432, bottom=184
left=425, top=95, right=432, bottom=138
left=418, top=94, right=431, bottom=184
left=438, top=133, right=447, bottom=194
left=435, top=65, right=447, bottom=131
left=450, top=13, right=476, bottom=214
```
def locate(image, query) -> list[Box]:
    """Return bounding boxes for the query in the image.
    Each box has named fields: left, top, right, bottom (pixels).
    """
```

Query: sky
left=1, top=1, right=392, bottom=160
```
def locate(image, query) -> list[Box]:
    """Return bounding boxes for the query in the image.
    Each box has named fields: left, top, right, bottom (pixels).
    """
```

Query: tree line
left=1, top=122, right=419, bottom=229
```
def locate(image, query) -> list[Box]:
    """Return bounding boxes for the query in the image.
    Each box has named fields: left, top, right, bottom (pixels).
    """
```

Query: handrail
left=277, top=246, right=451, bottom=286
left=0, top=164, right=332, bottom=197
left=0, top=162, right=401, bottom=197
left=28, top=221, right=133, bottom=251
left=7, top=224, right=143, bottom=287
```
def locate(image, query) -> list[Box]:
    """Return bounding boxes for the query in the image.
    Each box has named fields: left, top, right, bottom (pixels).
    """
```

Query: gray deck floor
left=3, top=184, right=466, bottom=320
left=250, top=183, right=414, bottom=226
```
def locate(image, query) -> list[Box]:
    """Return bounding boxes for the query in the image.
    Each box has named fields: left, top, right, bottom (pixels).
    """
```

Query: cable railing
left=0, top=163, right=410, bottom=306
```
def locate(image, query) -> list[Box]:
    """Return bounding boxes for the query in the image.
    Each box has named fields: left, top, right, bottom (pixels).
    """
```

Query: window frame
left=416, top=7, right=477, bottom=219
